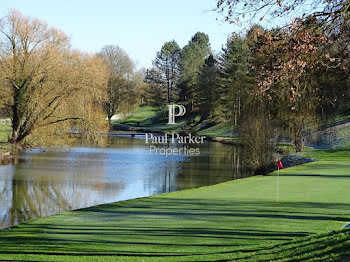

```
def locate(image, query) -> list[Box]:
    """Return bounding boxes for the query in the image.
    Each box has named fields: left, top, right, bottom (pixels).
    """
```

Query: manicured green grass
left=116, top=106, right=178, bottom=131
left=197, top=121, right=236, bottom=138
left=315, top=124, right=350, bottom=150
left=334, top=114, right=350, bottom=124
left=117, top=106, right=198, bottom=133
left=0, top=123, right=12, bottom=155
left=276, top=142, right=314, bottom=154
left=115, top=106, right=160, bottom=126
left=0, top=123, right=11, bottom=142
left=0, top=150, right=350, bottom=261
left=116, top=106, right=237, bottom=137
left=331, top=126, right=350, bottom=149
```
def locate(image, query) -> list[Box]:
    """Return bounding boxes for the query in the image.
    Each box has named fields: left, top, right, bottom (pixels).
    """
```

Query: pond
left=0, top=134, right=252, bottom=229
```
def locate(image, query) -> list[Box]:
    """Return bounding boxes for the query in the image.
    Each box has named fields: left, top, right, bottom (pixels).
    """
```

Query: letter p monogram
left=168, top=104, right=186, bottom=124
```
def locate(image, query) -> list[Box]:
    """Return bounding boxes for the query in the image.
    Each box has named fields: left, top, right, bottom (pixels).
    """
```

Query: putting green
left=0, top=150, right=349, bottom=261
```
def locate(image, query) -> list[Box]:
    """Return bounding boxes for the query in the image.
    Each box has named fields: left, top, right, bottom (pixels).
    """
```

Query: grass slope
left=0, top=150, right=350, bottom=261
left=0, top=123, right=12, bottom=155
left=0, top=123, right=11, bottom=142
left=116, top=106, right=350, bottom=141
left=115, top=106, right=186, bottom=132
left=116, top=106, right=160, bottom=126
left=115, top=106, right=235, bottom=137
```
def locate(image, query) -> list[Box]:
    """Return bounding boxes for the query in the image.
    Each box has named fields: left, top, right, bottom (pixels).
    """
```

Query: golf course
left=0, top=0, right=350, bottom=261
left=0, top=149, right=349, bottom=261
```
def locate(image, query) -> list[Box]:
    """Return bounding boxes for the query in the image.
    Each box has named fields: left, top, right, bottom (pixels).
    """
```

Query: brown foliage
left=249, top=22, right=342, bottom=151
left=216, top=0, right=350, bottom=31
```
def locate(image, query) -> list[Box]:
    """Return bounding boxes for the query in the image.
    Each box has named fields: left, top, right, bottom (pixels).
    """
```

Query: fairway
left=0, top=150, right=350, bottom=261
left=0, top=1, right=349, bottom=261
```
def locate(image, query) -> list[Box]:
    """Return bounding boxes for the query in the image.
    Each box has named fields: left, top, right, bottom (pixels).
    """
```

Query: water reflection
left=0, top=135, right=252, bottom=229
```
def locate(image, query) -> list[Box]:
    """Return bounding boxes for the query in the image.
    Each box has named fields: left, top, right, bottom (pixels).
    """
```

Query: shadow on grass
left=282, top=174, right=350, bottom=178
left=86, top=198, right=350, bottom=218
left=0, top=197, right=349, bottom=259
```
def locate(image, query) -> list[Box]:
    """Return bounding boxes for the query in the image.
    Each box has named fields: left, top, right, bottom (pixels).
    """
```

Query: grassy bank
left=114, top=106, right=235, bottom=137
left=115, top=107, right=350, bottom=148
left=0, top=123, right=12, bottom=155
left=0, top=149, right=350, bottom=261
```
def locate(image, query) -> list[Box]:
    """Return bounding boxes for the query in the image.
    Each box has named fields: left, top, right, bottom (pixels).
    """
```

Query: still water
left=0, top=135, right=252, bottom=229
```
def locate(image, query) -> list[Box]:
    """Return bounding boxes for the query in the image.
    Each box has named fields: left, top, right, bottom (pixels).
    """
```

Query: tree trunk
left=293, top=123, right=304, bottom=152
left=107, top=115, right=113, bottom=131
left=9, top=130, right=19, bottom=144
left=9, top=87, right=28, bottom=144
left=294, top=136, right=304, bottom=152
left=10, top=109, right=22, bottom=144
left=167, top=80, right=171, bottom=103
left=9, top=130, right=27, bottom=144
left=10, top=92, right=20, bottom=144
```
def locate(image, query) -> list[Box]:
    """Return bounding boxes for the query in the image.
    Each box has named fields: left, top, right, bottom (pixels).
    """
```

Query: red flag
left=278, top=160, right=284, bottom=169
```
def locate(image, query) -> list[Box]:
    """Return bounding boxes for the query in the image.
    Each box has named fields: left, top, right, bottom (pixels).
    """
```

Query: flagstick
left=276, top=166, right=280, bottom=202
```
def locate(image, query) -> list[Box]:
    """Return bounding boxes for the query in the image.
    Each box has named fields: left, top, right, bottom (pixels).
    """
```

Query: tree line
left=142, top=0, right=350, bottom=169
left=1, top=1, right=349, bottom=170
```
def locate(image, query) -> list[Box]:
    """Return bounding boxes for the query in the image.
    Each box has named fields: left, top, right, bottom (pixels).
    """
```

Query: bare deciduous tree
left=99, top=45, right=134, bottom=125
left=0, top=10, right=108, bottom=145
left=216, top=0, right=350, bottom=31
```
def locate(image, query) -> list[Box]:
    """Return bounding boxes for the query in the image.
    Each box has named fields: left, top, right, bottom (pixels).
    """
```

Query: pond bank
left=0, top=149, right=349, bottom=261
left=111, top=124, right=240, bottom=146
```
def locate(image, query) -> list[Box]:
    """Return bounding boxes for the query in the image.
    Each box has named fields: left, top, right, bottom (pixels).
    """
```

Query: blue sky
left=0, top=0, right=244, bottom=69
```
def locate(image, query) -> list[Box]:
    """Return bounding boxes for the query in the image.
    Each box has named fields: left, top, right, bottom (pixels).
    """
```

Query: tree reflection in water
left=0, top=149, right=121, bottom=228
left=0, top=136, right=252, bottom=229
